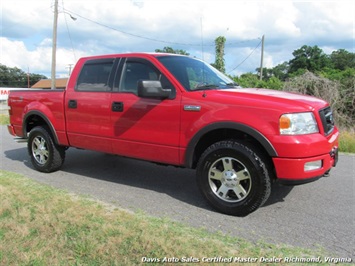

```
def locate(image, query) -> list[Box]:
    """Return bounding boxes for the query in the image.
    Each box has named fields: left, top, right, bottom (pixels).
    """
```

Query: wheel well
left=192, top=128, right=275, bottom=174
left=25, top=115, right=47, bottom=134
left=24, top=114, right=57, bottom=143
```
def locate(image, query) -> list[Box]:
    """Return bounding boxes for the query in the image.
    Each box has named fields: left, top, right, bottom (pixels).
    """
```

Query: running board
left=14, top=137, right=28, bottom=143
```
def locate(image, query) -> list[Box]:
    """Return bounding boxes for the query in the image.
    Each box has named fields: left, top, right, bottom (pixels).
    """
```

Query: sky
left=1, top=0, right=354, bottom=78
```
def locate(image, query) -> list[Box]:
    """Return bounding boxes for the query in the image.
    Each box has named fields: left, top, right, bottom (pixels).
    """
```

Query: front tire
left=196, top=140, right=271, bottom=216
left=28, top=126, right=65, bottom=173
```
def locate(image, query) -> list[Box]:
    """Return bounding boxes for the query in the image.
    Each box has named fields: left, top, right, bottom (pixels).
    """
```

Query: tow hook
left=323, top=170, right=330, bottom=177
left=330, top=147, right=339, bottom=167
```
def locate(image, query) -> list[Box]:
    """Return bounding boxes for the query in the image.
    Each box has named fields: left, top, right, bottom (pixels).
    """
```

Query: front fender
left=184, top=122, right=278, bottom=168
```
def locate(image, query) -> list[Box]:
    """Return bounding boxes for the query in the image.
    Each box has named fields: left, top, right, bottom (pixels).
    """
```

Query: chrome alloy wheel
left=32, top=136, right=49, bottom=165
left=208, top=157, right=252, bottom=202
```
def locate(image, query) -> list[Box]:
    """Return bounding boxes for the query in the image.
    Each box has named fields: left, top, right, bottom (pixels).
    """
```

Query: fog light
left=304, top=160, right=322, bottom=171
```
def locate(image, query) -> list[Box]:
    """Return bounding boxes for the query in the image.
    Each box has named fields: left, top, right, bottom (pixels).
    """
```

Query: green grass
left=0, top=170, right=339, bottom=266
left=0, top=114, right=9, bottom=125
left=339, top=129, right=355, bottom=154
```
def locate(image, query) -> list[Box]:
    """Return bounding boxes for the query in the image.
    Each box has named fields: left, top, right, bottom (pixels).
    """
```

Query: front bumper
left=273, top=147, right=338, bottom=185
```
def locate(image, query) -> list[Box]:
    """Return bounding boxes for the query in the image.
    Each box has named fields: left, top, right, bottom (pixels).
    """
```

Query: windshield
left=157, top=55, right=238, bottom=91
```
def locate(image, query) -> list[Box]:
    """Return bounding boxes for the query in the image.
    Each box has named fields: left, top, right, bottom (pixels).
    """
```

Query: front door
left=110, top=57, right=181, bottom=164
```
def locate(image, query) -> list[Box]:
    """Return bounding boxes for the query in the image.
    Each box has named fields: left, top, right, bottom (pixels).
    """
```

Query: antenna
left=200, top=17, right=204, bottom=61
left=200, top=17, right=207, bottom=87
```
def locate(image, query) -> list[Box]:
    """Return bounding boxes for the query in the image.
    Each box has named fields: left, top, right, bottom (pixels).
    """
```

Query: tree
left=330, top=49, right=355, bottom=70
left=155, top=47, right=189, bottom=55
left=288, top=45, right=331, bottom=73
left=0, top=64, right=47, bottom=88
left=212, top=36, right=226, bottom=73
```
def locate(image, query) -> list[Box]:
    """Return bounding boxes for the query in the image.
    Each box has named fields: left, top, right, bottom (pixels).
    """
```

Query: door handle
left=68, top=100, right=77, bottom=109
left=112, top=102, right=124, bottom=112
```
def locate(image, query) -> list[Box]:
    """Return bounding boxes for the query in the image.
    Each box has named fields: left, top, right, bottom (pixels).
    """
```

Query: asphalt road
left=1, top=125, right=354, bottom=259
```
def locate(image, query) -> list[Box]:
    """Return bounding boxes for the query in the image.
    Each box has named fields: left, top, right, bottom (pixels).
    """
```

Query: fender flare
left=23, top=110, right=59, bottom=144
left=184, top=122, right=278, bottom=168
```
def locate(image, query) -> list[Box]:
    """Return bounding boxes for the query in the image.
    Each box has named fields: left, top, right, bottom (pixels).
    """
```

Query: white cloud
left=0, top=37, right=82, bottom=77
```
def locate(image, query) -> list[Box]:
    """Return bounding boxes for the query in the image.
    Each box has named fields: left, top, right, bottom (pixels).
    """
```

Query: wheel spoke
left=209, top=168, right=223, bottom=180
left=222, top=158, right=233, bottom=171
left=40, top=138, right=46, bottom=147
left=39, top=154, right=46, bottom=164
left=33, top=137, right=41, bottom=148
left=232, top=184, right=248, bottom=199
left=216, top=184, right=230, bottom=199
left=236, top=169, right=250, bottom=181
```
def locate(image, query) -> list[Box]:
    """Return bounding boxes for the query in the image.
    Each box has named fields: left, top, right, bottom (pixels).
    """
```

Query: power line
left=227, top=39, right=262, bottom=74
left=62, top=7, right=259, bottom=48
left=61, top=1, right=77, bottom=62
left=63, top=8, right=210, bottom=47
left=224, top=38, right=260, bottom=47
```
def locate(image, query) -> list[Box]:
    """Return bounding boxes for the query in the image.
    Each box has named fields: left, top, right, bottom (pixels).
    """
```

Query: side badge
left=184, top=105, right=201, bottom=112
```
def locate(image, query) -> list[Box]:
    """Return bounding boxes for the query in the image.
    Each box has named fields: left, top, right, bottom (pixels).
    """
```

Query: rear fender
left=23, top=110, right=59, bottom=144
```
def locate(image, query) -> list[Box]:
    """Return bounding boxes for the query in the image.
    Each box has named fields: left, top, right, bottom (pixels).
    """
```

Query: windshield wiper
left=193, top=84, right=218, bottom=91
left=226, top=82, right=240, bottom=87
left=193, top=82, right=240, bottom=91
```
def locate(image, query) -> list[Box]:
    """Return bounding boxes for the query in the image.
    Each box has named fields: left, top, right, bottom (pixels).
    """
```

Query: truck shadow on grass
left=4, top=147, right=294, bottom=214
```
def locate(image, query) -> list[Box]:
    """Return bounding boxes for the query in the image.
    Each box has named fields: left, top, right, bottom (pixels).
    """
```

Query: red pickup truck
left=7, top=53, right=339, bottom=216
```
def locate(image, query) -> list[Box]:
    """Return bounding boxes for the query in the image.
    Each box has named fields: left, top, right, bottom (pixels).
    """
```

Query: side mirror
left=137, top=80, right=172, bottom=99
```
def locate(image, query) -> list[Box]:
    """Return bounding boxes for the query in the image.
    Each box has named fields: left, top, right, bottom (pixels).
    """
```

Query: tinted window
left=76, top=59, right=114, bottom=91
left=157, top=56, right=236, bottom=91
left=119, top=61, right=159, bottom=93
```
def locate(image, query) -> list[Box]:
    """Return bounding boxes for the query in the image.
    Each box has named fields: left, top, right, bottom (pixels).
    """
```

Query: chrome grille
left=319, top=107, right=335, bottom=135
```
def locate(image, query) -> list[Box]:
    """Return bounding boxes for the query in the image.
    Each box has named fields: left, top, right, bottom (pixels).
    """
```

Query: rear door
left=110, top=57, right=181, bottom=165
left=65, top=58, right=118, bottom=153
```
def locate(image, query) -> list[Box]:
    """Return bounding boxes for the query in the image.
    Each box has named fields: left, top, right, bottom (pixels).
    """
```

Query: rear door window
left=76, top=59, right=115, bottom=91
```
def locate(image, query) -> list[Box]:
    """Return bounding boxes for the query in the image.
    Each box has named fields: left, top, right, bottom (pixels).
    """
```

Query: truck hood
left=206, top=88, right=328, bottom=111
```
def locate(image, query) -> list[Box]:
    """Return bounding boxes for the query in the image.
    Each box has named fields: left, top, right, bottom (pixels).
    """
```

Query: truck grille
left=319, top=107, right=335, bottom=136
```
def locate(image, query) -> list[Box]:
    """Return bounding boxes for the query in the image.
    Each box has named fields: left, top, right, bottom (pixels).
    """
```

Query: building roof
left=31, top=78, right=68, bottom=89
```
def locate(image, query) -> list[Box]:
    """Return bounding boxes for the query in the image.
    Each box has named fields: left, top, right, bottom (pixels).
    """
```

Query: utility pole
left=27, top=67, right=30, bottom=88
left=66, top=64, right=74, bottom=76
left=51, top=0, right=58, bottom=89
left=259, top=34, right=265, bottom=80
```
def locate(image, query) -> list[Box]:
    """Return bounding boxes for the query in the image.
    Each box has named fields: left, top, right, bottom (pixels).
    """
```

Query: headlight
left=279, top=112, right=319, bottom=135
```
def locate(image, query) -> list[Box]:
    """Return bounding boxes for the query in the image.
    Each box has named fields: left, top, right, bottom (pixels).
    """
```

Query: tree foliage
left=288, top=45, right=331, bottom=73
left=0, top=64, right=47, bottom=88
left=211, top=36, right=226, bottom=73
left=155, top=47, right=189, bottom=55
left=330, top=49, right=355, bottom=70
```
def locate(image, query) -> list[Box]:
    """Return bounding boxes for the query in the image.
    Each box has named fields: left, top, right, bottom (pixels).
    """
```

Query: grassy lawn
left=0, top=170, right=337, bottom=265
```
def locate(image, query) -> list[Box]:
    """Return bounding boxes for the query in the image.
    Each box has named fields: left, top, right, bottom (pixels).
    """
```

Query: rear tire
left=196, top=140, right=271, bottom=216
left=28, top=126, right=65, bottom=173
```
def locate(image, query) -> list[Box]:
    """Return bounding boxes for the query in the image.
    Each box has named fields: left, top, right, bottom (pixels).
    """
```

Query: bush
left=283, top=71, right=354, bottom=129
